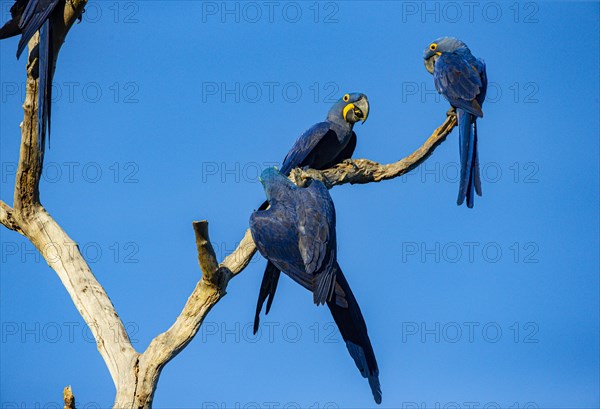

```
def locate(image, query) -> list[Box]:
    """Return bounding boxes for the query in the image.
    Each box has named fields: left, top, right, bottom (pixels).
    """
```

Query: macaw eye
left=430, top=43, right=437, bottom=51
left=343, top=94, right=350, bottom=102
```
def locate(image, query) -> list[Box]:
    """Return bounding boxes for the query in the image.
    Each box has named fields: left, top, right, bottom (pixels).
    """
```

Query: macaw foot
left=446, top=107, right=457, bottom=117
left=342, top=159, right=359, bottom=171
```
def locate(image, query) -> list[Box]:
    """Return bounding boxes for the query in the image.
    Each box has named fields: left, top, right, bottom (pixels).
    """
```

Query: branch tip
left=63, top=386, right=75, bottom=409
left=193, top=220, right=219, bottom=283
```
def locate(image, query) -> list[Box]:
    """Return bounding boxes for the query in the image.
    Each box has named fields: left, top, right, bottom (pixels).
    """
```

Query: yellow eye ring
left=343, top=94, right=350, bottom=102
left=430, top=43, right=437, bottom=51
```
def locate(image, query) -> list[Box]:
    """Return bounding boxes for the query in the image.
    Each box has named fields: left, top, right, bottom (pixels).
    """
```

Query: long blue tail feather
left=37, top=20, right=52, bottom=154
left=17, top=0, right=60, bottom=59
left=327, top=264, right=381, bottom=404
left=457, top=109, right=480, bottom=208
left=466, top=158, right=476, bottom=208
left=473, top=120, right=482, bottom=196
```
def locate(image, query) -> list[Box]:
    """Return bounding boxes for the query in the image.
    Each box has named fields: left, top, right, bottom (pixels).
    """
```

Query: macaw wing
left=475, top=57, right=488, bottom=106
left=297, top=179, right=337, bottom=305
left=330, top=131, right=357, bottom=165
left=434, top=53, right=484, bottom=117
left=250, top=207, right=311, bottom=289
left=17, top=0, right=60, bottom=58
left=280, top=122, right=336, bottom=175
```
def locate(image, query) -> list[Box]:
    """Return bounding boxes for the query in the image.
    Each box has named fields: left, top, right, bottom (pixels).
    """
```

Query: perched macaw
left=279, top=92, right=369, bottom=175
left=251, top=167, right=381, bottom=404
left=254, top=93, right=369, bottom=331
left=0, top=0, right=62, bottom=153
left=424, top=37, right=487, bottom=208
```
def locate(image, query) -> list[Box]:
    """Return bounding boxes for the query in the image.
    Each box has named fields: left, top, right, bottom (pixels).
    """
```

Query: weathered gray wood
left=63, top=386, right=76, bottom=409
left=0, top=2, right=457, bottom=406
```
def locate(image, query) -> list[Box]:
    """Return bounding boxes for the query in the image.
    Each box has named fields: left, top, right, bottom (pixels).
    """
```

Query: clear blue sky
left=1, top=1, right=599, bottom=408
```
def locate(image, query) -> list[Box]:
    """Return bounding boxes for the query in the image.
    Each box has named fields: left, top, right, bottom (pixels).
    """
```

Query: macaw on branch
left=424, top=37, right=487, bottom=208
left=279, top=92, right=369, bottom=175
left=1, top=0, right=62, bottom=154
left=254, top=93, right=369, bottom=333
left=250, top=167, right=381, bottom=404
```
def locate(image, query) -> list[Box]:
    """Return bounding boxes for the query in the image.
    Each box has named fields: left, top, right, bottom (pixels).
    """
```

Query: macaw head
left=259, top=167, right=296, bottom=202
left=423, top=37, right=469, bottom=74
left=327, top=93, right=370, bottom=126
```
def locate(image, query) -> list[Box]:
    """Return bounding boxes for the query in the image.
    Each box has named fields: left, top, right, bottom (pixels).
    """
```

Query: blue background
left=1, top=1, right=598, bottom=408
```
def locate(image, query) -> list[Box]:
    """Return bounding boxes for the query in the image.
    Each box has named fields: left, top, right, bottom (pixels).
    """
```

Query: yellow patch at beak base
left=343, top=103, right=355, bottom=121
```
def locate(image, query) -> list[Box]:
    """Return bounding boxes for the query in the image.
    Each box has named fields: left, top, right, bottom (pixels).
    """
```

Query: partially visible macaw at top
left=251, top=167, right=381, bottom=404
left=0, top=0, right=63, bottom=154
left=424, top=37, right=487, bottom=208
left=254, top=93, right=369, bottom=333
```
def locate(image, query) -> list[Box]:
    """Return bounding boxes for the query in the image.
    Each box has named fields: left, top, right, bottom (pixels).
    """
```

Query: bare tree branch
left=0, top=201, right=23, bottom=234
left=221, top=228, right=258, bottom=276
left=206, top=112, right=458, bottom=283
left=3, top=0, right=139, bottom=400
left=14, top=0, right=88, bottom=212
left=63, top=386, right=76, bottom=409
left=194, top=220, right=220, bottom=283
left=130, top=221, right=226, bottom=406
left=1, top=0, right=457, bottom=404
left=138, top=146, right=447, bottom=401
left=124, top=113, right=459, bottom=406
left=290, top=113, right=457, bottom=188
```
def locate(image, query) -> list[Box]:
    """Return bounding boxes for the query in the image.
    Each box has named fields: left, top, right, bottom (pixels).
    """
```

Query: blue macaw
left=424, top=37, right=487, bottom=208
left=251, top=167, right=381, bottom=404
left=279, top=92, right=369, bottom=175
left=254, top=93, right=369, bottom=332
left=0, top=0, right=62, bottom=153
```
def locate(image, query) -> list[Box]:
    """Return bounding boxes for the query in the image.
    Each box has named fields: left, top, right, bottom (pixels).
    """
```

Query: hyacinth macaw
left=254, top=93, right=369, bottom=331
left=279, top=92, right=369, bottom=175
left=424, top=37, right=487, bottom=208
left=251, top=167, right=381, bottom=404
left=0, top=0, right=62, bottom=153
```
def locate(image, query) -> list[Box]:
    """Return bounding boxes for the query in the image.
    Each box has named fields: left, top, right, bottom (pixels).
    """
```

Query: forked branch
left=0, top=0, right=456, bottom=404
left=201, top=112, right=458, bottom=279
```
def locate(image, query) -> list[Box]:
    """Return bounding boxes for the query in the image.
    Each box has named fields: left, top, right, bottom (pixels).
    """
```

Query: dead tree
left=0, top=2, right=457, bottom=407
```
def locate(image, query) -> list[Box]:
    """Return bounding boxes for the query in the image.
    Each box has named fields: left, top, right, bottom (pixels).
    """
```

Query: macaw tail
left=327, top=263, right=381, bottom=404
left=253, top=261, right=281, bottom=334
left=457, top=109, right=482, bottom=208
left=37, top=21, right=53, bottom=155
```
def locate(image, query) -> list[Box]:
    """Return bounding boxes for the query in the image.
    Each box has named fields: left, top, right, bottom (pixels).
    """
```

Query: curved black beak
left=343, top=95, right=370, bottom=124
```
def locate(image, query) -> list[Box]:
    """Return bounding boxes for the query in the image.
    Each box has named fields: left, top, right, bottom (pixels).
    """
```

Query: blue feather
left=256, top=94, right=364, bottom=326
left=2, top=0, right=61, bottom=157
left=251, top=168, right=381, bottom=404
left=17, top=0, right=60, bottom=58
left=37, top=20, right=51, bottom=152
left=425, top=37, right=487, bottom=208
left=457, top=109, right=481, bottom=208
left=473, top=121, right=482, bottom=196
